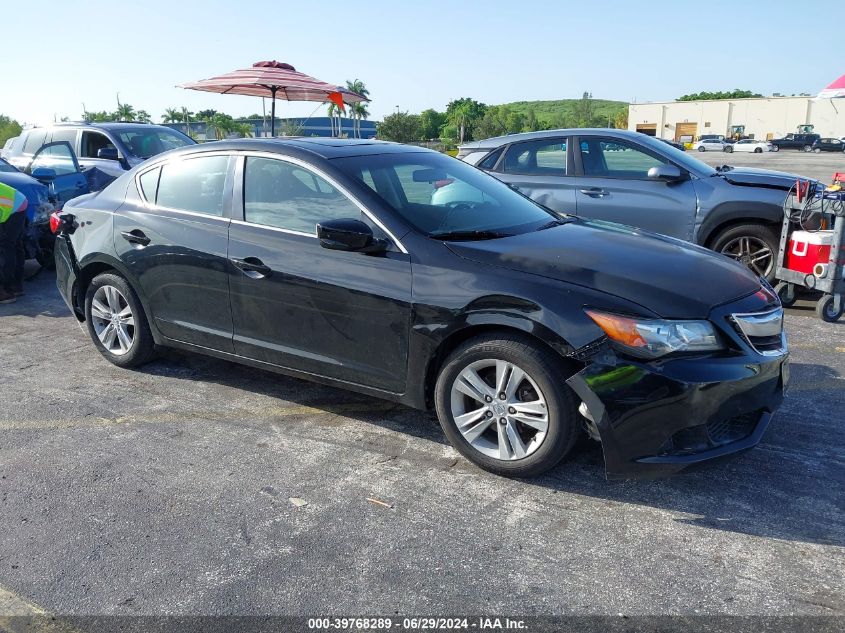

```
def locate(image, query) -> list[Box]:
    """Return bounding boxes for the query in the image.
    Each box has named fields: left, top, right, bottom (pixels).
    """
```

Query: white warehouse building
left=627, top=96, right=845, bottom=142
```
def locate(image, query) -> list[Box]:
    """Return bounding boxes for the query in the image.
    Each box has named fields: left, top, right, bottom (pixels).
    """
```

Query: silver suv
left=457, top=129, right=798, bottom=280
left=4, top=122, right=195, bottom=179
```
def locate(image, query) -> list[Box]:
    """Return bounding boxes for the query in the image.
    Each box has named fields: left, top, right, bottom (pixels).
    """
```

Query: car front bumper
left=567, top=348, right=788, bottom=479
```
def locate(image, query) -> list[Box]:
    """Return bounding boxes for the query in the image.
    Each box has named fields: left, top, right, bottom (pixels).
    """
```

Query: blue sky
left=3, top=0, right=843, bottom=126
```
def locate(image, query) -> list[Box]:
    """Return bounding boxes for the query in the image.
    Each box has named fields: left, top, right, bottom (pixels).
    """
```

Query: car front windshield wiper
left=429, top=229, right=513, bottom=241
left=535, top=217, right=575, bottom=231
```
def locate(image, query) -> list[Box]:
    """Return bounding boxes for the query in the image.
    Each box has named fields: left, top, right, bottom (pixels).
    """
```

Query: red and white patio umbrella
left=815, top=73, right=845, bottom=100
left=179, top=61, right=368, bottom=136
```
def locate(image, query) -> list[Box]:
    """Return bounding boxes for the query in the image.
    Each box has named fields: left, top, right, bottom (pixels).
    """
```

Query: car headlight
left=585, top=309, right=724, bottom=358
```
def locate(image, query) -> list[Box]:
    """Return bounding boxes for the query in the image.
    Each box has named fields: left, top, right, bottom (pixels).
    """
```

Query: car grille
left=729, top=308, right=786, bottom=356
left=658, top=410, right=762, bottom=455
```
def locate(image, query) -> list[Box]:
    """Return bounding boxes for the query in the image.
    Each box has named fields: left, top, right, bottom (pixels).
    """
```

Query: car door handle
left=120, top=230, right=151, bottom=246
left=579, top=188, right=609, bottom=197
left=230, top=257, right=272, bottom=279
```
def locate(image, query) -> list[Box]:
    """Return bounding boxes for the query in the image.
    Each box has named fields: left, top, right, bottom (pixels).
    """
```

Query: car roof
left=166, top=137, right=434, bottom=159
left=458, top=128, right=656, bottom=150
left=30, top=122, right=180, bottom=133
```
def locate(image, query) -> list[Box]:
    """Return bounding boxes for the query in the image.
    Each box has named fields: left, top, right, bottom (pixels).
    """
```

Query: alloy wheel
left=450, top=359, right=549, bottom=461
left=720, top=235, right=774, bottom=277
left=90, top=285, right=135, bottom=356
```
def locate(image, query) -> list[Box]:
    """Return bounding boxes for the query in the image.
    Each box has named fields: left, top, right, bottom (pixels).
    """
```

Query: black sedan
left=53, top=139, right=789, bottom=478
left=812, top=137, right=845, bottom=153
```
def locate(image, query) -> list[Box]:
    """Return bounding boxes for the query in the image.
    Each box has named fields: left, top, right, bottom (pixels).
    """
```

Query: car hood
left=719, top=166, right=800, bottom=189
left=446, top=220, right=762, bottom=319
left=0, top=171, right=49, bottom=203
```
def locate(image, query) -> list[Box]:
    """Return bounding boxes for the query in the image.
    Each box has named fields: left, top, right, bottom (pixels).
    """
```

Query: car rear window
left=156, top=156, right=228, bottom=216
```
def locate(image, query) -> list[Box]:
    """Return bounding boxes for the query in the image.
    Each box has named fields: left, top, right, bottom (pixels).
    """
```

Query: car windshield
left=116, top=128, right=194, bottom=159
left=0, top=158, right=19, bottom=173
left=333, top=151, right=557, bottom=238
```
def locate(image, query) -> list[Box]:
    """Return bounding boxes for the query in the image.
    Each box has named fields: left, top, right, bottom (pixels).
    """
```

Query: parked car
left=698, top=134, right=726, bottom=142
left=53, top=138, right=788, bottom=479
left=730, top=139, right=773, bottom=153
left=5, top=122, right=195, bottom=179
left=0, top=142, right=89, bottom=266
left=769, top=133, right=820, bottom=152
left=657, top=138, right=686, bottom=151
left=694, top=138, right=731, bottom=152
left=811, top=137, right=845, bottom=153
left=457, top=129, right=797, bottom=281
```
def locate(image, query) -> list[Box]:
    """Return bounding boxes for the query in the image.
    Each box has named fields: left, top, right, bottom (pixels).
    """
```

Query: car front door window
left=80, top=132, right=117, bottom=159
left=581, top=138, right=666, bottom=179
left=243, top=156, right=364, bottom=234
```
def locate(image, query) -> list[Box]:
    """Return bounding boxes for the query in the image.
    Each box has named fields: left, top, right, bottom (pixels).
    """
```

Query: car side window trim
left=133, top=151, right=236, bottom=220
left=231, top=152, right=408, bottom=254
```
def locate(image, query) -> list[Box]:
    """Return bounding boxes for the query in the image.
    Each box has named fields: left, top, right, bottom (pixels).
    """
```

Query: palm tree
left=326, top=101, right=341, bottom=137
left=162, top=108, right=181, bottom=123
left=116, top=103, right=136, bottom=122
left=233, top=122, right=254, bottom=138
left=345, top=79, right=370, bottom=138
left=136, top=110, right=152, bottom=124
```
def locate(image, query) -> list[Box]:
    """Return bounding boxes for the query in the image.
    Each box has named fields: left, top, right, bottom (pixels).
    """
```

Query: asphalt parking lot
left=695, top=148, right=845, bottom=182
left=0, top=270, right=843, bottom=623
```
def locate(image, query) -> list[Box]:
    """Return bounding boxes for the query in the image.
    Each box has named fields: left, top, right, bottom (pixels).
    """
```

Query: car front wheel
left=724, top=146, right=733, bottom=153
left=803, top=145, right=813, bottom=152
left=772, top=145, right=779, bottom=152
left=698, top=146, right=706, bottom=152
left=711, top=223, right=779, bottom=282
left=754, top=147, right=763, bottom=153
left=434, top=334, right=580, bottom=477
left=84, top=272, right=156, bottom=368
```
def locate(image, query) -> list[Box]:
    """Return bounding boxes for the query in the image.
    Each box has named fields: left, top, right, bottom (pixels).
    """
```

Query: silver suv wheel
left=450, top=359, right=549, bottom=460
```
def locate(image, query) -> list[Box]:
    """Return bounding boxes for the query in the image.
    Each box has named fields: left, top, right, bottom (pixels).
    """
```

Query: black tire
left=710, top=223, right=780, bottom=282
left=813, top=148, right=821, bottom=153
left=754, top=147, right=763, bottom=153
left=803, top=145, right=812, bottom=152
left=697, top=146, right=706, bottom=152
left=84, top=272, right=156, bottom=368
left=774, top=282, right=797, bottom=308
left=816, top=295, right=843, bottom=323
left=724, top=145, right=733, bottom=153
left=772, top=145, right=780, bottom=152
left=434, top=333, right=580, bottom=477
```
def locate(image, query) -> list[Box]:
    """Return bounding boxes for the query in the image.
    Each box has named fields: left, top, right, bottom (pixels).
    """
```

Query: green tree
left=418, top=109, right=447, bottom=140
left=524, top=108, right=539, bottom=132
left=377, top=112, right=421, bottom=143
left=445, top=98, right=487, bottom=142
left=345, top=79, right=370, bottom=139
left=85, top=110, right=117, bottom=122
left=439, top=124, right=459, bottom=149
left=0, top=115, right=22, bottom=147
left=233, top=122, right=254, bottom=138
left=204, top=113, right=235, bottom=140
left=613, top=108, right=628, bottom=130
left=116, top=103, right=136, bottom=122
left=677, top=89, right=763, bottom=101
left=135, top=110, right=152, bottom=124
left=473, top=105, right=510, bottom=140
left=162, top=108, right=182, bottom=123
left=196, top=109, right=218, bottom=120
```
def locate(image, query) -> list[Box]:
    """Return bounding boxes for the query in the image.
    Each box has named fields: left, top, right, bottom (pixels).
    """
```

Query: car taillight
left=49, top=212, right=63, bottom=234
left=434, top=178, right=454, bottom=189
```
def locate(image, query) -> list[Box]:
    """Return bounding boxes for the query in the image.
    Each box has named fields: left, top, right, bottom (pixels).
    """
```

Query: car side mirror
left=31, top=167, right=57, bottom=183
left=647, top=164, right=683, bottom=182
left=97, top=147, right=119, bottom=161
left=317, top=218, right=387, bottom=254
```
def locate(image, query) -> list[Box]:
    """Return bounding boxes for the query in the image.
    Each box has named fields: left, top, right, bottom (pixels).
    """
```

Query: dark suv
left=769, top=133, right=820, bottom=152
left=4, top=122, right=195, bottom=179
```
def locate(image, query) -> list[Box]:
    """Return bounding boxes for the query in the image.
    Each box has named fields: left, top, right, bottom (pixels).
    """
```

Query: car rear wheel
left=711, top=224, right=779, bottom=282
left=813, top=148, right=821, bottom=153
left=754, top=147, right=763, bottom=153
left=698, top=146, right=706, bottom=152
left=434, top=334, right=580, bottom=477
left=724, top=146, right=733, bottom=153
left=771, top=145, right=779, bottom=152
left=84, top=272, right=156, bottom=368
left=803, top=145, right=813, bottom=152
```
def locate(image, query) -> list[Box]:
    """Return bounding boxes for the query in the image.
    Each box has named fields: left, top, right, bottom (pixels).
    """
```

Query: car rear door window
left=502, top=139, right=567, bottom=175
left=243, top=157, right=361, bottom=234
left=51, top=129, right=78, bottom=147
left=580, top=138, right=666, bottom=178
left=80, top=131, right=117, bottom=159
left=156, top=155, right=228, bottom=216
left=23, top=130, right=47, bottom=155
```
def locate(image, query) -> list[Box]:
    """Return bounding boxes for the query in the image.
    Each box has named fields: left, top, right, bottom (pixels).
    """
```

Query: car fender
left=695, top=197, right=785, bottom=246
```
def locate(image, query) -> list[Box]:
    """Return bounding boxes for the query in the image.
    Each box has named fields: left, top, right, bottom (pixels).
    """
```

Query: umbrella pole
left=271, top=86, right=277, bottom=137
